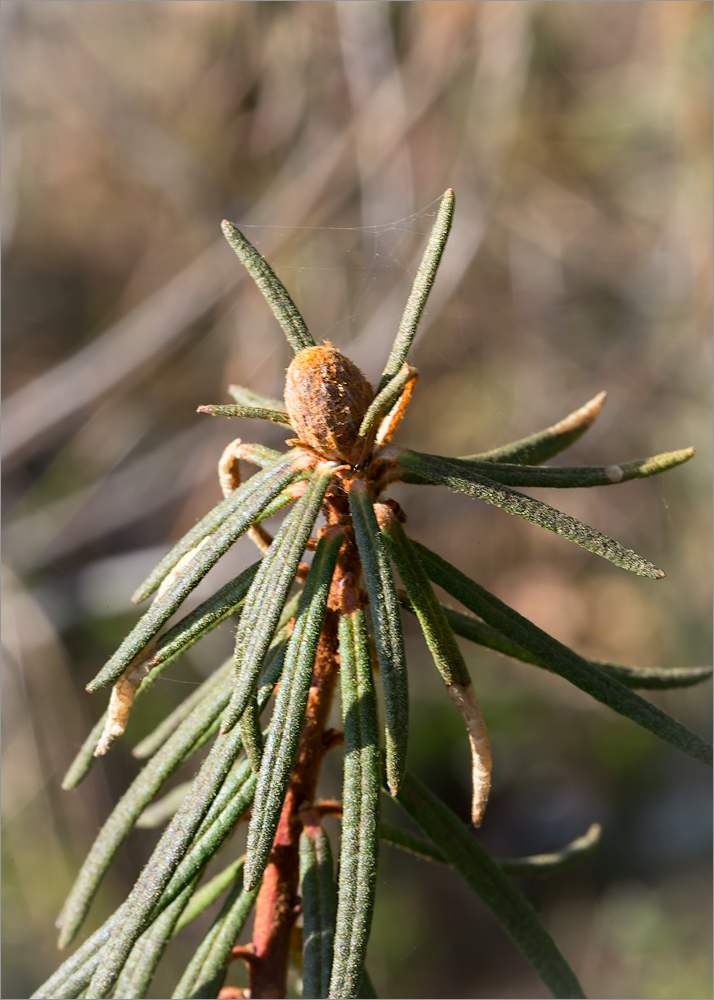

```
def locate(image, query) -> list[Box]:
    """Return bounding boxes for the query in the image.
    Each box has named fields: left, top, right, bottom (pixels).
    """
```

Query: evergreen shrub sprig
left=37, top=189, right=711, bottom=1000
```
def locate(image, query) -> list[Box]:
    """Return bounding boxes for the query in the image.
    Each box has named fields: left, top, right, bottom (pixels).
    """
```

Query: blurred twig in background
left=2, top=3, right=711, bottom=998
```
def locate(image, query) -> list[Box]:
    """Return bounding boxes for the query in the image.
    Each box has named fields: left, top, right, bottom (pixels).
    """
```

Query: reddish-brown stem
left=313, top=798, right=343, bottom=818
left=248, top=609, right=340, bottom=999
left=228, top=945, right=260, bottom=968
left=322, top=727, right=345, bottom=754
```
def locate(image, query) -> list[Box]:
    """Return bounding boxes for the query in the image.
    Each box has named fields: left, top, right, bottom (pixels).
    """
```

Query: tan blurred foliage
left=2, top=3, right=711, bottom=998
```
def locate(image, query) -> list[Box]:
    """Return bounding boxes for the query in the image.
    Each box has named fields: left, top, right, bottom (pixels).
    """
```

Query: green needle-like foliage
left=131, top=449, right=301, bottom=605
left=348, top=479, right=408, bottom=796
left=377, top=188, right=454, bottom=392
left=112, top=879, right=198, bottom=1000
left=380, top=821, right=603, bottom=877
left=464, top=391, right=607, bottom=466
left=221, top=220, right=315, bottom=354
left=44, top=191, right=710, bottom=1000
left=227, top=384, right=288, bottom=413
left=58, top=678, right=232, bottom=949
left=173, top=857, right=246, bottom=935
left=413, top=541, right=712, bottom=765
left=331, top=610, right=381, bottom=1000
left=392, top=770, right=586, bottom=1000
left=225, top=465, right=336, bottom=733
left=61, top=711, right=111, bottom=790
left=358, top=362, right=416, bottom=440
left=132, top=660, right=235, bottom=761
left=397, top=592, right=713, bottom=691
left=394, top=448, right=665, bottom=578
left=378, top=513, right=470, bottom=689
left=91, top=459, right=304, bottom=692
left=300, top=821, right=339, bottom=999
left=197, top=402, right=292, bottom=424
left=240, top=695, right=265, bottom=772
left=243, top=530, right=343, bottom=889
left=172, top=873, right=260, bottom=999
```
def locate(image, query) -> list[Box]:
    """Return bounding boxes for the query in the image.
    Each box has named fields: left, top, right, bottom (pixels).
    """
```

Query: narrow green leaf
left=378, top=513, right=469, bottom=688
left=150, top=560, right=260, bottom=668
left=111, top=878, right=197, bottom=999
left=380, top=821, right=603, bottom=878
left=61, top=712, right=109, bottom=790
left=243, top=530, right=343, bottom=890
left=223, top=465, right=335, bottom=733
left=139, top=593, right=292, bottom=771
left=377, top=508, right=491, bottom=824
left=32, top=913, right=122, bottom=999
left=394, top=769, right=586, bottom=1000
left=172, top=875, right=260, bottom=1000
left=414, top=541, right=713, bottom=766
left=397, top=591, right=712, bottom=692
left=221, top=220, right=315, bottom=354
left=398, top=588, right=539, bottom=662
left=240, top=695, right=264, bottom=772
left=255, top=483, right=316, bottom=525
left=41, top=874, right=209, bottom=999
left=329, top=610, right=380, bottom=1000
left=377, top=189, right=454, bottom=393
left=173, top=857, right=245, bottom=935
left=157, top=648, right=287, bottom=910
left=161, top=764, right=256, bottom=909
left=132, top=659, right=234, bottom=760
left=499, top=824, right=603, bottom=878
left=171, top=878, right=241, bottom=1000
left=227, top=384, right=287, bottom=413
left=85, top=722, right=251, bottom=998
left=57, top=678, right=232, bottom=949
left=136, top=781, right=192, bottom=829
left=413, top=597, right=713, bottom=691
left=131, top=449, right=300, bottom=605
left=592, top=662, right=713, bottom=690
left=274, top=588, right=305, bottom=632
left=380, top=823, right=449, bottom=866
left=65, top=564, right=258, bottom=783
left=464, top=392, right=607, bottom=466
left=66, top=562, right=260, bottom=781
left=358, top=363, right=416, bottom=440
left=429, top=448, right=695, bottom=490
left=301, top=822, right=338, bottom=999
left=59, top=643, right=286, bottom=951
left=43, top=816, right=251, bottom=996
left=396, top=449, right=665, bottom=579
left=50, top=852, right=229, bottom=999
left=53, top=852, right=245, bottom=999
left=348, top=478, right=408, bottom=795
left=197, top=402, right=291, bottom=425
left=90, top=461, right=304, bottom=693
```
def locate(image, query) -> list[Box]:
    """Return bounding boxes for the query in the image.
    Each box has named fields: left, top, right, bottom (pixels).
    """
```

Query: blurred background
left=2, top=2, right=711, bottom=998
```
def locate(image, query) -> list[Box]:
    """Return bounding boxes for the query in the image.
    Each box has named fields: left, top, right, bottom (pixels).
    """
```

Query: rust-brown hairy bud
left=284, top=345, right=374, bottom=464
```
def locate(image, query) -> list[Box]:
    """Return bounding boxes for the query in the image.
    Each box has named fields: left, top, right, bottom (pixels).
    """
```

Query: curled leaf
left=465, top=392, right=607, bottom=465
